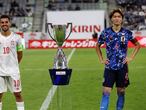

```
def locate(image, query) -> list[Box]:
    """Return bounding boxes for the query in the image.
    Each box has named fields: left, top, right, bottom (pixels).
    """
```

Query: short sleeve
left=98, top=30, right=105, bottom=45
left=127, top=30, right=134, bottom=41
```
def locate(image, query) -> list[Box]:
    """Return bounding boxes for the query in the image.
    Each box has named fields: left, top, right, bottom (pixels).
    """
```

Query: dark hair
left=0, top=15, right=11, bottom=21
left=109, top=9, right=124, bottom=19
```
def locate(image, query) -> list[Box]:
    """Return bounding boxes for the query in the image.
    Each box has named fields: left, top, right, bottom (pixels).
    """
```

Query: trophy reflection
left=47, top=23, right=72, bottom=85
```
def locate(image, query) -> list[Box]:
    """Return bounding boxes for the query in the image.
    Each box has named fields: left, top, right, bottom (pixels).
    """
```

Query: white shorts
left=0, top=76, right=22, bottom=93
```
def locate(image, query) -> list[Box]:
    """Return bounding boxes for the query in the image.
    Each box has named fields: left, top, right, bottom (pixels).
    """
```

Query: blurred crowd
left=46, top=0, right=146, bottom=31
left=0, top=0, right=34, bottom=32
left=116, top=0, right=146, bottom=30
left=46, top=0, right=99, bottom=11
left=1, top=0, right=146, bottom=32
left=0, top=0, right=33, bottom=17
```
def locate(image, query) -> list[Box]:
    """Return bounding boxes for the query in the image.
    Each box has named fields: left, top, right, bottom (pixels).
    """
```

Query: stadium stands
left=0, top=0, right=35, bottom=32
left=116, top=0, right=146, bottom=30
left=44, top=0, right=146, bottom=31
left=1, top=0, right=146, bottom=32
left=45, top=0, right=101, bottom=11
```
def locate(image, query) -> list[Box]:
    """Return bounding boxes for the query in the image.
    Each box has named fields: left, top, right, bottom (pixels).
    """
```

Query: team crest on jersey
left=121, top=33, right=125, bottom=43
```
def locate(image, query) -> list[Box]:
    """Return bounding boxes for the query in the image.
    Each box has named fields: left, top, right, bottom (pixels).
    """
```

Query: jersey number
left=3, top=47, right=10, bottom=54
left=14, top=80, right=20, bottom=90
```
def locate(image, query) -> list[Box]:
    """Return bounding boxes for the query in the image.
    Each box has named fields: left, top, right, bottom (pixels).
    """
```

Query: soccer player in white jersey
left=0, top=15, right=25, bottom=110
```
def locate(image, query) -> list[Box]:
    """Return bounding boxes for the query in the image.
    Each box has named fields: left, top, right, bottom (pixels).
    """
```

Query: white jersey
left=0, top=32, right=23, bottom=79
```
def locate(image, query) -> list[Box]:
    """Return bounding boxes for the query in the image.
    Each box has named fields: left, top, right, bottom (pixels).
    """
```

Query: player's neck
left=1, top=31, right=11, bottom=37
left=112, top=25, right=122, bottom=33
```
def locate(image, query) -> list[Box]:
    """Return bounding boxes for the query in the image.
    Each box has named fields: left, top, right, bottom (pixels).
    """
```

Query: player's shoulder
left=101, top=27, right=111, bottom=34
left=121, top=27, right=133, bottom=35
left=12, top=32, right=22, bottom=39
left=104, top=27, right=111, bottom=31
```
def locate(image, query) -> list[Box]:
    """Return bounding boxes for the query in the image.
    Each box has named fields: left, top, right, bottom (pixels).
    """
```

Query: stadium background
left=0, top=0, right=146, bottom=110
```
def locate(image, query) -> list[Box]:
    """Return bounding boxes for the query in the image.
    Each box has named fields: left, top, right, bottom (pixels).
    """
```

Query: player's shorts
left=103, top=64, right=130, bottom=88
left=0, top=76, right=22, bottom=93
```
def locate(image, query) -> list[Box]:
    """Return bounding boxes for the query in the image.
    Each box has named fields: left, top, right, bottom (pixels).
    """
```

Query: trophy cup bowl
left=47, top=23, right=72, bottom=85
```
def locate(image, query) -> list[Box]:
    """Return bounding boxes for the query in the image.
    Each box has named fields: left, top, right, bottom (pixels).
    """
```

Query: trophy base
left=49, top=69, right=72, bottom=85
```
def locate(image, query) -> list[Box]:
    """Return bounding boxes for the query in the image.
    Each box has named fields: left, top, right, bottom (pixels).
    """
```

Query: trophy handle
left=64, top=23, right=72, bottom=41
left=46, top=23, right=56, bottom=42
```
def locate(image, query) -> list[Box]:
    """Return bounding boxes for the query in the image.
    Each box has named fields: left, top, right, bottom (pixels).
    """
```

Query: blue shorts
left=103, top=64, right=130, bottom=88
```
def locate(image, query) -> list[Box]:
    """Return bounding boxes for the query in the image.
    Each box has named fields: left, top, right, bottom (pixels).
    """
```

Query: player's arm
left=96, top=42, right=104, bottom=64
left=17, top=51, right=23, bottom=63
left=96, top=31, right=109, bottom=64
left=17, top=44, right=23, bottom=63
left=129, top=38, right=141, bottom=60
left=123, top=38, right=140, bottom=64
left=96, top=40, right=109, bottom=64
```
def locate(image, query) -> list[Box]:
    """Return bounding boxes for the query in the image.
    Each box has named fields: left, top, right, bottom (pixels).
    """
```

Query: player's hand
left=123, top=57, right=133, bottom=64
left=100, top=59, right=109, bottom=64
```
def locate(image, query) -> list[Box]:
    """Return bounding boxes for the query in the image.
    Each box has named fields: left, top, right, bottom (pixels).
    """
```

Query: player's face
left=0, top=18, right=11, bottom=32
left=111, top=12, right=123, bottom=26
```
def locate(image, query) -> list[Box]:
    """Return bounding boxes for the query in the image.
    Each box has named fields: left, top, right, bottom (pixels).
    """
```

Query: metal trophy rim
left=46, top=23, right=72, bottom=44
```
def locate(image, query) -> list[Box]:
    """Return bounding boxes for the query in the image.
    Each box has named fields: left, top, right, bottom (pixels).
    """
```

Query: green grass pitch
left=2, top=48, right=146, bottom=110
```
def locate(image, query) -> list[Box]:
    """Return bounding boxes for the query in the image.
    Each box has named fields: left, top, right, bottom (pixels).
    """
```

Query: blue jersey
left=98, top=27, right=134, bottom=70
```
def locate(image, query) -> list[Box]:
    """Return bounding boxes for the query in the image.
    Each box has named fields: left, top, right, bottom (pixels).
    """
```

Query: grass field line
left=40, top=48, right=76, bottom=110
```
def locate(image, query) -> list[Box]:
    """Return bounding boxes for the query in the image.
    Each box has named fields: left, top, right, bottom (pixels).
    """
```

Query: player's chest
left=0, top=38, right=17, bottom=48
left=105, top=32, right=128, bottom=45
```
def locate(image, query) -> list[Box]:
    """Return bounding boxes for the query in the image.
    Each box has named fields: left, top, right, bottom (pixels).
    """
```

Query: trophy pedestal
left=49, top=69, right=72, bottom=110
left=49, top=69, right=72, bottom=85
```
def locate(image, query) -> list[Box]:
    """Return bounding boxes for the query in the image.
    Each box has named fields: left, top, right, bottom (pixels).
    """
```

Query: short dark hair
left=109, top=9, right=124, bottom=19
left=0, top=15, right=11, bottom=21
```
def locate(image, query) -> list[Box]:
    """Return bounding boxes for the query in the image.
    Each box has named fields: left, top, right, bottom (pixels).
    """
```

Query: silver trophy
left=46, top=23, right=72, bottom=85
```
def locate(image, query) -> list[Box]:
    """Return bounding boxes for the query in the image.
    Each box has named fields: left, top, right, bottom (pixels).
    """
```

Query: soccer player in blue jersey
left=96, top=9, right=141, bottom=110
